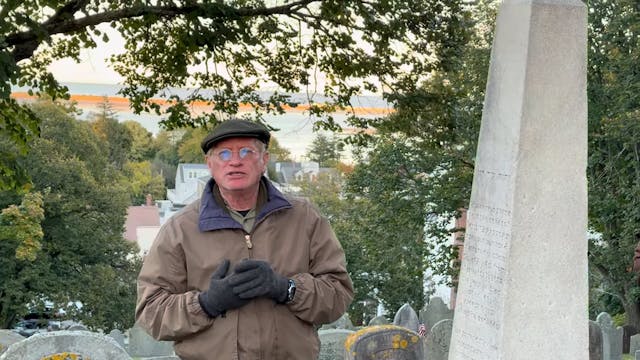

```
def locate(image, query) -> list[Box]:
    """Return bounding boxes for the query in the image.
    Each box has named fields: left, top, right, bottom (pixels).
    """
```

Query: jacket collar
left=198, top=176, right=291, bottom=232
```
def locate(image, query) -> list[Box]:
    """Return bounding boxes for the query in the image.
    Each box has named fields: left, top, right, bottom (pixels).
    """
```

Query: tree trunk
left=624, top=298, right=640, bottom=330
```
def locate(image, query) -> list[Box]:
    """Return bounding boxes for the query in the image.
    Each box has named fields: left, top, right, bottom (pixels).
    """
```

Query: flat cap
left=201, top=119, right=271, bottom=154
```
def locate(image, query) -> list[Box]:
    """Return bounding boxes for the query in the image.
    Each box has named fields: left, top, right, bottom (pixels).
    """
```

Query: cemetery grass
left=623, top=355, right=633, bottom=360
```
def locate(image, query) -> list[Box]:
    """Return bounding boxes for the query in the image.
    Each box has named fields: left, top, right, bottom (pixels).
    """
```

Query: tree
left=585, top=0, right=640, bottom=329
left=0, top=100, right=141, bottom=331
left=305, top=133, right=343, bottom=167
left=344, top=140, right=431, bottom=317
left=123, top=161, right=166, bottom=205
left=267, top=137, right=292, bottom=163
left=0, top=100, right=39, bottom=190
left=344, top=0, right=493, bottom=291
left=295, top=169, right=377, bottom=324
left=298, top=140, right=431, bottom=321
left=1, top=0, right=472, bottom=188
left=587, top=115, right=640, bottom=324
left=123, top=120, right=155, bottom=162
left=0, top=192, right=45, bottom=328
left=152, top=130, right=182, bottom=189
left=89, top=98, right=133, bottom=170
left=177, top=128, right=208, bottom=164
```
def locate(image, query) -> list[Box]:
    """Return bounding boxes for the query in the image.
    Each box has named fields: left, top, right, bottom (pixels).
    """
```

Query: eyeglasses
left=212, top=147, right=258, bottom=162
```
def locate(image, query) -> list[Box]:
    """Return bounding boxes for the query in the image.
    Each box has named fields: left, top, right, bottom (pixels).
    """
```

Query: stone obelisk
left=448, top=1, right=588, bottom=359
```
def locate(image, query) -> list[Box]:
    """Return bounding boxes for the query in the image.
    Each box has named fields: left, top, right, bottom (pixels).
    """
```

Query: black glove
left=229, top=259, right=289, bottom=303
left=198, top=259, right=249, bottom=317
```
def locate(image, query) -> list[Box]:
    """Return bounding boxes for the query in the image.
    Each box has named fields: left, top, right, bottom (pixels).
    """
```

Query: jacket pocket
left=273, top=305, right=319, bottom=359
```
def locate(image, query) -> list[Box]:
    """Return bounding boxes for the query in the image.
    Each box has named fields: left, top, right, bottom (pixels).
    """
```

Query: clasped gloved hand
left=198, top=259, right=249, bottom=317
left=229, top=259, right=289, bottom=303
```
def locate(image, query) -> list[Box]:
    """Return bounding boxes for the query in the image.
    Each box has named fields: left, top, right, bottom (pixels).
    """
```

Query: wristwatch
left=286, top=279, right=296, bottom=303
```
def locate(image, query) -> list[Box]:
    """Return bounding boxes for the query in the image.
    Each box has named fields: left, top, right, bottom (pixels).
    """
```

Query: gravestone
left=0, top=330, right=131, bottom=360
left=345, top=325, right=423, bottom=360
left=368, top=315, right=389, bottom=326
left=448, top=1, right=588, bottom=359
left=108, top=329, right=126, bottom=350
left=596, top=312, right=623, bottom=360
left=424, top=318, right=453, bottom=360
left=631, top=334, right=640, bottom=357
left=0, top=330, right=24, bottom=355
left=318, top=329, right=355, bottom=360
left=128, top=325, right=174, bottom=357
left=321, top=313, right=355, bottom=330
left=637, top=350, right=640, bottom=360
left=393, top=303, right=420, bottom=333
left=623, top=325, right=638, bottom=354
left=420, top=296, right=453, bottom=332
left=590, top=320, right=604, bottom=360
left=66, top=324, right=88, bottom=331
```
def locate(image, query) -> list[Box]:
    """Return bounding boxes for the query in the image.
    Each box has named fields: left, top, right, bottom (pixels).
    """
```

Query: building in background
left=167, top=163, right=210, bottom=206
left=124, top=194, right=160, bottom=256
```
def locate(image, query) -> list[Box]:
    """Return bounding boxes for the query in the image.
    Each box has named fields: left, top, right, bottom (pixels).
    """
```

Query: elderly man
left=136, top=119, right=353, bottom=359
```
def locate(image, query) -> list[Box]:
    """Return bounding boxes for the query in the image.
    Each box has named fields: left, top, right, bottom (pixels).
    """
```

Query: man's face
left=206, top=137, right=268, bottom=194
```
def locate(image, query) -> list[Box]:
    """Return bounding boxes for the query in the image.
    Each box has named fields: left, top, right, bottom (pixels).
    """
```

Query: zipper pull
left=245, top=234, right=253, bottom=249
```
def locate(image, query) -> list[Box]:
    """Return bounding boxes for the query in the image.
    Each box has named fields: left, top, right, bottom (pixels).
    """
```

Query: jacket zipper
left=244, top=234, right=253, bottom=258
left=243, top=205, right=286, bottom=258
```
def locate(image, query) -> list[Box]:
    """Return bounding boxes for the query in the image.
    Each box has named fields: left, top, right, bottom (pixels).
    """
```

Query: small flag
left=418, top=323, right=427, bottom=337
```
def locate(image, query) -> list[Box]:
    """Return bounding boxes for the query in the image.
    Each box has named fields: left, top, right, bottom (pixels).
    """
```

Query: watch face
left=287, top=279, right=296, bottom=302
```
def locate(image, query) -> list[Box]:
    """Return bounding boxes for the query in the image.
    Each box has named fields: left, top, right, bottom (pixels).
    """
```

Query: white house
left=273, top=161, right=321, bottom=183
left=167, top=163, right=210, bottom=206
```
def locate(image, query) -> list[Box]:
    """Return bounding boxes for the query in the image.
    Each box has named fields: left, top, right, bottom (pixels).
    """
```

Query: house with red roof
left=124, top=194, right=161, bottom=256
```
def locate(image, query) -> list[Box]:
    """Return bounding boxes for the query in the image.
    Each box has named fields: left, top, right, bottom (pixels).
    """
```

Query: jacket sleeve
left=287, top=207, right=354, bottom=325
left=136, top=219, right=214, bottom=341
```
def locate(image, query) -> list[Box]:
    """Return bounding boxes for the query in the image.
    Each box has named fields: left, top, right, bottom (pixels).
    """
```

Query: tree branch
left=0, top=2, right=19, bottom=23
left=6, top=0, right=320, bottom=62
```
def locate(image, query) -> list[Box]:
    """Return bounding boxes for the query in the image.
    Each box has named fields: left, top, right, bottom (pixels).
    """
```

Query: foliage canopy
left=0, top=100, right=141, bottom=331
left=1, top=0, right=469, bottom=188
left=586, top=0, right=640, bottom=329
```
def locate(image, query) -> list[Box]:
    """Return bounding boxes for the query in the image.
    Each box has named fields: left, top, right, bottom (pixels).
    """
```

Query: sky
left=48, top=25, right=124, bottom=85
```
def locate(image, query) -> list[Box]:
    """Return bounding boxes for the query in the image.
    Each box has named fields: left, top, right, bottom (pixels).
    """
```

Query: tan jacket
left=136, top=178, right=354, bottom=360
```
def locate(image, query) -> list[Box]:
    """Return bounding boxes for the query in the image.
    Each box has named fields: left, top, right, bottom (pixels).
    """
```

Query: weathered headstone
left=623, top=325, right=638, bottom=354
left=590, top=320, right=603, bottom=360
left=321, top=313, right=355, bottom=330
left=420, top=296, right=453, bottom=332
left=630, top=334, right=640, bottom=357
left=448, top=1, right=588, bottom=359
left=368, top=316, right=389, bottom=326
left=596, top=312, right=623, bottom=360
left=66, top=324, right=88, bottom=331
left=636, top=349, right=640, bottom=360
left=0, top=330, right=24, bottom=355
left=128, top=325, right=174, bottom=357
left=0, top=330, right=131, bottom=360
left=345, top=325, right=423, bottom=360
left=424, top=318, right=453, bottom=360
left=319, top=329, right=355, bottom=360
left=393, top=303, right=420, bottom=333
left=108, top=329, right=126, bottom=350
